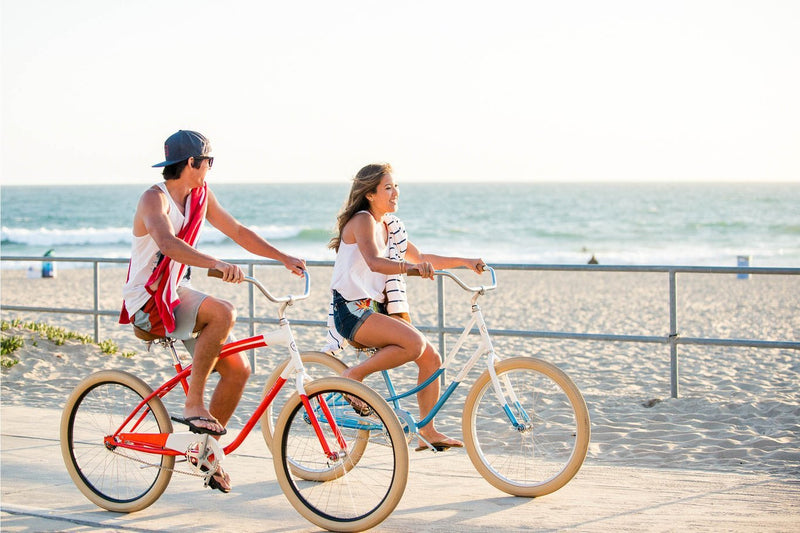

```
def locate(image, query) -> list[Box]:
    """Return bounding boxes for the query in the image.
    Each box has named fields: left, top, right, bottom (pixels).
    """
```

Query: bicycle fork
left=300, top=391, right=349, bottom=460
left=279, top=327, right=350, bottom=461
left=467, top=308, right=532, bottom=432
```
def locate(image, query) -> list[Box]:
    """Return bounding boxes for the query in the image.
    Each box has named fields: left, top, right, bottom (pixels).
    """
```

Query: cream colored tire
left=462, top=356, right=590, bottom=497
left=273, top=377, right=408, bottom=532
left=60, top=370, right=174, bottom=512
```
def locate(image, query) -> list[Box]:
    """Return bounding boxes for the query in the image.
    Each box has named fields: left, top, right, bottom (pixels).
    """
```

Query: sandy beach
left=2, top=264, right=798, bottom=479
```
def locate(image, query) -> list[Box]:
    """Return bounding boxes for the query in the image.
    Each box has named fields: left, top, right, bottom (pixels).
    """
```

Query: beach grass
left=1, top=334, right=24, bottom=367
left=0, top=319, right=136, bottom=363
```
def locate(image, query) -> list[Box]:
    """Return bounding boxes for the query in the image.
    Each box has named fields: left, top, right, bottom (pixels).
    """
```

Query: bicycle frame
left=378, top=267, right=529, bottom=431
left=108, top=270, right=349, bottom=464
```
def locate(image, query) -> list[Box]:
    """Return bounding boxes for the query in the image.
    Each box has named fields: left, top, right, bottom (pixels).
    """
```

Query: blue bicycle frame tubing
left=308, top=392, right=386, bottom=432
left=381, top=309, right=482, bottom=407
left=381, top=370, right=401, bottom=409
left=417, top=380, right=461, bottom=429
left=371, top=266, right=525, bottom=431
left=379, top=367, right=462, bottom=429
left=502, top=404, right=525, bottom=429
left=381, top=368, right=444, bottom=403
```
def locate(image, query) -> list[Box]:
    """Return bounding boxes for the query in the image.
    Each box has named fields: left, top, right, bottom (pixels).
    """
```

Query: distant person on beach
left=327, top=163, right=485, bottom=452
left=119, top=130, right=305, bottom=493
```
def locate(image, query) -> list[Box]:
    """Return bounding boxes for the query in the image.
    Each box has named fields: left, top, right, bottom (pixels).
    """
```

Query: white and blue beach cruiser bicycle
left=261, top=266, right=591, bottom=497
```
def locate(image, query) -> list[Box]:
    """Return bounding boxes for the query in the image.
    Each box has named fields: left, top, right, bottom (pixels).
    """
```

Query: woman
left=329, top=163, right=485, bottom=451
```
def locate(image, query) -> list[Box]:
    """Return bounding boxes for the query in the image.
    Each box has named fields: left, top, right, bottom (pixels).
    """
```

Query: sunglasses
left=193, top=156, right=214, bottom=168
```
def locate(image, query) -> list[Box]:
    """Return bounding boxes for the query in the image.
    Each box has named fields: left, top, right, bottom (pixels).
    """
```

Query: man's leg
left=209, top=350, right=251, bottom=427
left=183, top=296, right=241, bottom=434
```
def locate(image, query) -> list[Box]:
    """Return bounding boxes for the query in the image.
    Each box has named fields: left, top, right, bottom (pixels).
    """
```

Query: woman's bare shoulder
left=342, top=211, right=375, bottom=243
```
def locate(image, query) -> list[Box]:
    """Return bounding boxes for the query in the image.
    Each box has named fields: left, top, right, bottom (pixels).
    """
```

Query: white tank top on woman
left=330, top=211, right=389, bottom=302
left=122, top=182, right=195, bottom=316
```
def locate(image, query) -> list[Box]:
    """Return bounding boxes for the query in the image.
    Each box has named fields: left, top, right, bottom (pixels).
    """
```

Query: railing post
left=93, top=261, right=100, bottom=343
left=437, top=275, right=446, bottom=384
left=669, top=269, right=679, bottom=398
left=437, top=275, right=446, bottom=355
left=248, top=263, right=256, bottom=370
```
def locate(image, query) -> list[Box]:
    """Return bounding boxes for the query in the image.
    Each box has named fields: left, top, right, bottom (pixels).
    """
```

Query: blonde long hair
left=328, top=163, right=392, bottom=252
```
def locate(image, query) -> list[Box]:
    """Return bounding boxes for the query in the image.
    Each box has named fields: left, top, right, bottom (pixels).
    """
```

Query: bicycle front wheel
left=260, top=351, right=347, bottom=452
left=273, top=377, right=408, bottom=532
left=462, top=356, right=590, bottom=497
left=60, top=370, right=175, bottom=513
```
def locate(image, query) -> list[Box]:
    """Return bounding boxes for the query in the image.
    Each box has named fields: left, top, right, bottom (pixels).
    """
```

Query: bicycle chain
left=110, top=448, right=207, bottom=478
left=111, top=429, right=395, bottom=474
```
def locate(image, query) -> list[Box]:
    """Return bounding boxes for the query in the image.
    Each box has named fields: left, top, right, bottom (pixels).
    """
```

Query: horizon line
left=2, top=179, right=798, bottom=187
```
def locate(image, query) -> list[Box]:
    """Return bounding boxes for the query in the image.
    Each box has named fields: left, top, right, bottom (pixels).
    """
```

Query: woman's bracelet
left=399, top=261, right=407, bottom=274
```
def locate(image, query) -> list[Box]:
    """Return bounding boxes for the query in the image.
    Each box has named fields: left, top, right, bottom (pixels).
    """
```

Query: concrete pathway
left=2, top=406, right=798, bottom=532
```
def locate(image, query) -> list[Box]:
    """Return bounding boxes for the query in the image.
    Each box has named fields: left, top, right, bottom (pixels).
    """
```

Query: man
left=120, top=130, right=305, bottom=493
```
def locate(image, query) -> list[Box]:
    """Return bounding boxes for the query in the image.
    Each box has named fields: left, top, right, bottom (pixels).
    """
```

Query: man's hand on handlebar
left=212, top=261, right=245, bottom=283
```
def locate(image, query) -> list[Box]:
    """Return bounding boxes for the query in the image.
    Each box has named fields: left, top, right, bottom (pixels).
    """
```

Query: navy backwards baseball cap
left=152, top=130, right=211, bottom=167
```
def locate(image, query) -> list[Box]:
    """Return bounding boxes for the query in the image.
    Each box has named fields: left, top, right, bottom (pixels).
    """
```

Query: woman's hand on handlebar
left=466, top=258, right=487, bottom=274
left=282, top=255, right=307, bottom=276
left=411, top=260, right=435, bottom=279
left=212, top=261, right=245, bottom=283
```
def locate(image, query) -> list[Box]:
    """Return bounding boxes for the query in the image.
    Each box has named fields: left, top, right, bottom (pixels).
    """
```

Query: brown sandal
left=343, top=394, right=374, bottom=416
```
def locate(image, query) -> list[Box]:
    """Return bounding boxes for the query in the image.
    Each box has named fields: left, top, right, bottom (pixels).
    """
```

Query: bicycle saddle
left=132, top=325, right=164, bottom=342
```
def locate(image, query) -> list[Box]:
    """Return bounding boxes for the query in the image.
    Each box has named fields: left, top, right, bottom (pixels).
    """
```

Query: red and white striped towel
left=119, top=183, right=208, bottom=334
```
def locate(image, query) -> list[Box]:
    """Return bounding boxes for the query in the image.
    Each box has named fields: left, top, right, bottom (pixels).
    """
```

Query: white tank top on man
left=122, top=182, right=196, bottom=316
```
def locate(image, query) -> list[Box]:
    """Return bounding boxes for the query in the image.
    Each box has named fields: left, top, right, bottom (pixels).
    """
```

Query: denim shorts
left=332, top=290, right=386, bottom=341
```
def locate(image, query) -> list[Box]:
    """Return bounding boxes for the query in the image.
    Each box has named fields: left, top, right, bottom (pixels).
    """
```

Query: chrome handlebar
left=208, top=268, right=311, bottom=306
left=408, top=265, right=497, bottom=294
left=435, top=266, right=496, bottom=294
left=209, top=264, right=492, bottom=305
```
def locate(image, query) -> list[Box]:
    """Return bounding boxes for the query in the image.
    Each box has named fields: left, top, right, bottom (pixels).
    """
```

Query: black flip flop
left=171, top=415, right=227, bottom=436
left=201, top=465, right=232, bottom=493
left=207, top=473, right=231, bottom=493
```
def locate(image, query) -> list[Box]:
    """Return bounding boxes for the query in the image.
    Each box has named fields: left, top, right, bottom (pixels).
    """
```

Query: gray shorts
left=132, top=285, right=206, bottom=340
left=171, top=286, right=208, bottom=340
left=132, top=286, right=235, bottom=356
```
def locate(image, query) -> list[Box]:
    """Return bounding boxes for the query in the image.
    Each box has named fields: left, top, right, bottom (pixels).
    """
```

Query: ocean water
left=1, top=182, right=799, bottom=268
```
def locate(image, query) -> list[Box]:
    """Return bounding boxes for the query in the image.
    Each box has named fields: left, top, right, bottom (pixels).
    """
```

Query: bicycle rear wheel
left=462, top=356, right=590, bottom=497
left=273, top=377, right=408, bottom=532
left=60, top=370, right=174, bottom=512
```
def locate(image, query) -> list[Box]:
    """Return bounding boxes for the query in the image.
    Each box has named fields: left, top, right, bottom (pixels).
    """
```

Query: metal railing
left=480, top=264, right=800, bottom=399
left=2, top=255, right=798, bottom=398
left=1, top=256, right=129, bottom=343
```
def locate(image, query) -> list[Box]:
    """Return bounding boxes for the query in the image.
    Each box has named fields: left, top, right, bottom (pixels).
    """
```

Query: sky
left=2, top=0, right=799, bottom=185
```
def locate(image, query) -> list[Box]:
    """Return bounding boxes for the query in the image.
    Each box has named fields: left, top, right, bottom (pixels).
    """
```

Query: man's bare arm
left=205, top=190, right=306, bottom=275
left=137, top=188, right=243, bottom=282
